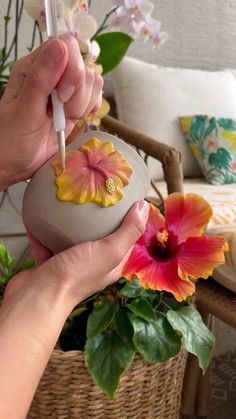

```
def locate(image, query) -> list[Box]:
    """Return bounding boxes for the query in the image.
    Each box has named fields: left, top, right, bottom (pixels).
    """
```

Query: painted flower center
left=88, top=164, right=116, bottom=195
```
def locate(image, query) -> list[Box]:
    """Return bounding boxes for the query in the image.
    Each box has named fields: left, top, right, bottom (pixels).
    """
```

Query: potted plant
left=0, top=188, right=227, bottom=417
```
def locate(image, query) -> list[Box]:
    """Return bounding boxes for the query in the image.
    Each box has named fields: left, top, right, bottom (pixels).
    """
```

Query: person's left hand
left=0, top=34, right=103, bottom=190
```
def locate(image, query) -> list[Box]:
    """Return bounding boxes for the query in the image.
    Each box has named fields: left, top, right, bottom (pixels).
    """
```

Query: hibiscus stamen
left=88, top=164, right=116, bottom=195
left=156, top=228, right=169, bottom=247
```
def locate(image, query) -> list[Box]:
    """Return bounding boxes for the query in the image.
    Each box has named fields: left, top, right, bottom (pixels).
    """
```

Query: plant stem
left=37, top=21, right=43, bottom=44
left=15, top=0, right=19, bottom=61
left=94, top=6, right=118, bottom=37
left=154, top=293, right=163, bottom=310
left=3, top=0, right=13, bottom=58
left=3, top=0, right=24, bottom=65
left=162, top=300, right=174, bottom=311
left=28, top=21, right=37, bottom=52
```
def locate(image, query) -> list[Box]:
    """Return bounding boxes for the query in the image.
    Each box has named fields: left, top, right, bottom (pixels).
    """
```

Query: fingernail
left=138, top=200, right=150, bottom=218
left=59, top=85, right=75, bottom=102
left=45, top=40, right=65, bottom=69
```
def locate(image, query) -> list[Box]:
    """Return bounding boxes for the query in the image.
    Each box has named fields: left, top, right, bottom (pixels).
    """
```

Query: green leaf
left=203, top=117, right=216, bottom=139
left=15, top=260, right=35, bottom=274
left=128, top=298, right=156, bottom=322
left=85, top=330, right=134, bottom=397
left=167, top=306, right=215, bottom=372
left=4, top=15, right=11, bottom=23
left=146, top=293, right=162, bottom=309
left=94, top=32, right=133, bottom=75
left=208, top=148, right=231, bottom=171
left=86, top=298, right=117, bottom=338
left=120, top=277, right=143, bottom=298
left=68, top=306, right=87, bottom=321
left=130, top=313, right=181, bottom=363
left=0, top=242, right=14, bottom=271
left=114, top=309, right=135, bottom=350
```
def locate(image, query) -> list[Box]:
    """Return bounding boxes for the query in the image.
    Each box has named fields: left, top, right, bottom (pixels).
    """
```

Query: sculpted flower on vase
left=123, top=193, right=228, bottom=301
left=52, top=137, right=133, bottom=207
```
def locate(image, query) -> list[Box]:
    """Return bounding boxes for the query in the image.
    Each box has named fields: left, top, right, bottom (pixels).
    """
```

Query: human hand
left=4, top=201, right=149, bottom=311
left=0, top=34, right=103, bottom=190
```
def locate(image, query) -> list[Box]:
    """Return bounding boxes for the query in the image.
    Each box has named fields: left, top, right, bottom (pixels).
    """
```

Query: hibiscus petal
left=178, top=236, right=228, bottom=280
left=140, top=203, right=165, bottom=246
left=100, top=150, right=133, bottom=185
left=80, top=138, right=113, bottom=164
left=122, top=244, right=153, bottom=279
left=165, top=193, right=212, bottom=244
left=137, top=258, right=195, bottom=302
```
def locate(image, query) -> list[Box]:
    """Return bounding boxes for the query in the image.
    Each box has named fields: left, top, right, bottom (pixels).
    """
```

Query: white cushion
left=111, top=57, right=236, bottom=180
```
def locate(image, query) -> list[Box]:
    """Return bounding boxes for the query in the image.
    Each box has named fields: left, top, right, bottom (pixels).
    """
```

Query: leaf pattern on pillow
left=179, top=115, right=236, bottom=185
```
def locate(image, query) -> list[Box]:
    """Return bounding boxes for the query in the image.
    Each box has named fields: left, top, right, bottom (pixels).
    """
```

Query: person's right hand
left=4, top=201, right=150, bottom=311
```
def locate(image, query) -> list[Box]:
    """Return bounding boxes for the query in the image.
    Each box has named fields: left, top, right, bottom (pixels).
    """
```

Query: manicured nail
left=59, top=85, right=76, bottom=102
left=138, top=200, right=150, bottom=218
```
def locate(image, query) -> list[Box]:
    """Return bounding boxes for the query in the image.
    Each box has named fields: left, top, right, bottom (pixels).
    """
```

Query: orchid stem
left=3, top=0, right=24, bottom=65
left=28, top=21, right=37, bottom=52
left=94, top=6, right=118, bottom=37
left=3, top=0, right=12, bottom=58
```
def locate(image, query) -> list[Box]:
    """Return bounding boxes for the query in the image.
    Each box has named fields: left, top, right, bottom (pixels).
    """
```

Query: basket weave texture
left=28, top=349, right=186, bottom=419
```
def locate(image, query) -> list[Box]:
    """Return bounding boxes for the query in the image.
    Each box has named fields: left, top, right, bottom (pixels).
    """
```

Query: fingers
left=64, top=68, right=103, bottom=120
left=56, top=34, right=103, bottom=119
left=57, top=34, right=85, bottom=102
left=19, top=39, right=68, bottom=122
left=101, top=200, right=150, bottom=270
left=27, top=229, right=53, bottom=266
left=83, top=75, right=104, bottom=116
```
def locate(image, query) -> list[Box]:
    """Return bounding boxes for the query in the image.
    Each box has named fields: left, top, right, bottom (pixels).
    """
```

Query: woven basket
left=28, top=349, right=186, bottom=419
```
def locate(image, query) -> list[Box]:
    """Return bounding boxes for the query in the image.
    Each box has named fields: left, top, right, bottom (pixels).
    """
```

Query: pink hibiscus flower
left=123, top=193, right=228, bottom=301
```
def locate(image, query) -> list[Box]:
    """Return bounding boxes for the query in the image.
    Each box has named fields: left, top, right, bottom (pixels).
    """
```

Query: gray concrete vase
left=22, top=130, right=150, bottom=254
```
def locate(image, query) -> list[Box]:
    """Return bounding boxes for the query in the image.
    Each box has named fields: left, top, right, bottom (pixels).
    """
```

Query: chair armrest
left=102, top=116, right=183, bottom=194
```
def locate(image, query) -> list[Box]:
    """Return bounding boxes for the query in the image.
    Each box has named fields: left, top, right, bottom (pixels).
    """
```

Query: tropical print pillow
left=179, top=115, right=236, bottom=185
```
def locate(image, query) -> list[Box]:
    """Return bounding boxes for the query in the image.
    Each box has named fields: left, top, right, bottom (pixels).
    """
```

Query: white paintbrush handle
left=51, top=89, right=66, bottom=132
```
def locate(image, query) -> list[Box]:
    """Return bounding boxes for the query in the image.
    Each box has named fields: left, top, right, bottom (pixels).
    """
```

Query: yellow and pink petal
left=178, top=235, right=228, bottom=280
left=122, top=244, right=153, bottom=280
left=165, top=193, right=212, bottom=245
left=142, top=203, right=166, bottom=245
left=52, top=137, right=133, bottom=207
left=137, top=259, right=195, bottom=302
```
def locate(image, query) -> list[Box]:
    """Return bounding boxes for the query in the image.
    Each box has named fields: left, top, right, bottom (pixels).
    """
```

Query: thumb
left=101, top=200, right=150, bottom=270
left=27, top=229, right=53, bottom=266
left=20, top=39, right=68, bottom=118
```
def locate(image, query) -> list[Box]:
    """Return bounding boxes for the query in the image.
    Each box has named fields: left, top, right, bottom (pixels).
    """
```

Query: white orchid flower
left=57, top=8, right=97, bottom=53
left=132, top=18, right=169, bottom=46
left=24, top=0, right=98, bottom=60
left=113, top=0, right=154, bottom=21
left=24, top=0, right=47, bottom=32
